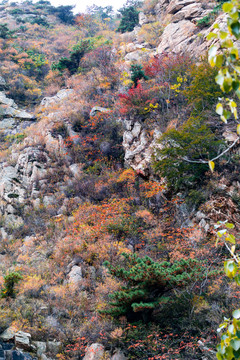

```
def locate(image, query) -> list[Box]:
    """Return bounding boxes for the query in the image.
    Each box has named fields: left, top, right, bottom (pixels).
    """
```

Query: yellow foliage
left=137, top=22, right=163, bottom=47
left=18, top=275, right=45, bottom=296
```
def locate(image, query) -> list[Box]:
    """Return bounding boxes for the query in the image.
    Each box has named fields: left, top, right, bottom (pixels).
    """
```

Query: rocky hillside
left=0, top=0, right=239, bottom=359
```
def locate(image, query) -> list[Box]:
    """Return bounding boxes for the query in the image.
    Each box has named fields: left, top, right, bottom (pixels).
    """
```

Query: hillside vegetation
left=0, top=0, right=239, bottom=359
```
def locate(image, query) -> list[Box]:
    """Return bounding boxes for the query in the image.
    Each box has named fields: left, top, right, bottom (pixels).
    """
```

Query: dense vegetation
left=0, top=0, right=239, bottom=359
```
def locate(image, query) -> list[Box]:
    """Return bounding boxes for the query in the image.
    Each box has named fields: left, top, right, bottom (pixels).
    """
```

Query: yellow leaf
left=231, top=245, right=236, bottom=254
left=209, top=160, right=215, bottom=172
left=237, top=124, right=240, bottom=135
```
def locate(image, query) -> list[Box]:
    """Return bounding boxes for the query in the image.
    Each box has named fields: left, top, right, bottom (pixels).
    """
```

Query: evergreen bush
left=101, top=252, right=203, bottom=322
left=117, top=6, right=139, bottom=33
left=1, top=272, right=23, bottom=298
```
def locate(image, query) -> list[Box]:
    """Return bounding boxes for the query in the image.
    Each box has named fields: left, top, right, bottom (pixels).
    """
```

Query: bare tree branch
left=181, top=136, right=239, bottom=164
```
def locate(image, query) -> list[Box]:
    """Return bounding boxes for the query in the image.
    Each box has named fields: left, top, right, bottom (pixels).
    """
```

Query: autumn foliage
left=0, top=2, right=238, bottom=360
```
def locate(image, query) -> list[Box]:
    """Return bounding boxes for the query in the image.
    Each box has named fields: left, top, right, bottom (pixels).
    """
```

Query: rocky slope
left=0, top=1, right=239, bottom=359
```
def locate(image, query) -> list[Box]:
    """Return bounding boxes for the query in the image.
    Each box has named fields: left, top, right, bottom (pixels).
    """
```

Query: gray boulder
left=15, top=331, right=31, bottom=350
left=68, top=265, right=82, bottom=286
left=0, top=91, right=17, bottom=108
left=41, top=89, right=74, bottom=108
left=83, top=344, right=104, bottom=360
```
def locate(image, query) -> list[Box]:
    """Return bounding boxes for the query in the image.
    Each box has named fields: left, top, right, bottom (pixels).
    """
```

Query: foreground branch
left=181, top=136, right=239, bottom=164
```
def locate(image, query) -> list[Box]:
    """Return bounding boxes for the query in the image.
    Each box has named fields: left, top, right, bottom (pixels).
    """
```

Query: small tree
left=1, top=272, right=23, bottom=298
left=0, top=24, right=14, bottom=39
left=117, top=6, right=139, bottom=33
left=101, top=252, right=202, bottom=322
left=153, top=117, right=223, bottom=192
left=52, top=40, right=92, bottom=75
left=130, top=64, right=148, bottom=87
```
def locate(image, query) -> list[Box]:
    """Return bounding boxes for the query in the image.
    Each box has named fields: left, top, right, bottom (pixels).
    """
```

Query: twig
left=181, top=136, right=239, bottom=164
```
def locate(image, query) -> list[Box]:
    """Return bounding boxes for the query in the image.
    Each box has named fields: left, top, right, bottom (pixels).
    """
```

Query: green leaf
left=209, top=45, right=218, bottom=57
left=221, top=39, right=234, bottom=48
left=231, top=22, right=240, bottom=39
left=233, top=309, right=240, bottom=320
left=216, top=55, right=224, bottom=67
left=224, top=345, right=234, bottom=358
left=207, top=32, right=218, bottom=40
left=232, top=80, right=239, bottom=91
left=225, top=234, right=236, bottom=244
left=233, top=348, right=240, bottom=358
left=236, top=87, right=240, bottom=99
left=234, top=66, right=240, bottom=74
left=235, top=274, right=240, bottom=286
left=219, top=31, right=228, bottom=40
left=231, top=339, right=240, bottom=351
left=217, top=229, right=227, bottom=237
left=218, top=322, right=228, bottom=331
left=224, top=260, right=238, bottom=278
left=228, top=323, right=235, bottom=334
left=231, top=46, right=239, bottom=59
left=223, top=77, right=233, bottom=92
left=220, top=115, right=228, bottom=124
left=217, top=343, right=226, bottom=355
left=216, top=353, right=224, bottom=360
left=223, top=2, right=234, bottom=12
left=209, top=45, right=218, bottom=66
left=216, top=71, right=225, bottom=87
left=223, top=109, right=232, bottom=119
left=225, top=223, right=235, bottom=229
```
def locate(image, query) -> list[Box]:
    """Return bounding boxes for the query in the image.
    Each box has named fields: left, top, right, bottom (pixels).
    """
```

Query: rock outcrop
left=0, top=327, right=61, bottom=359
left=0, top=146, right=50, bottom=234
left=123, top=119, right=162, bottom=176
left=121, top=0, right=227, bottom=61
left=0, top=91, right=34, bottom=135
left=40, top=89, right=74, bottom=108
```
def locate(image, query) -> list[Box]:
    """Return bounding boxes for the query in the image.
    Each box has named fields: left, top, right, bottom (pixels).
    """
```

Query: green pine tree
left=101, top=253, right=202, bottom=322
